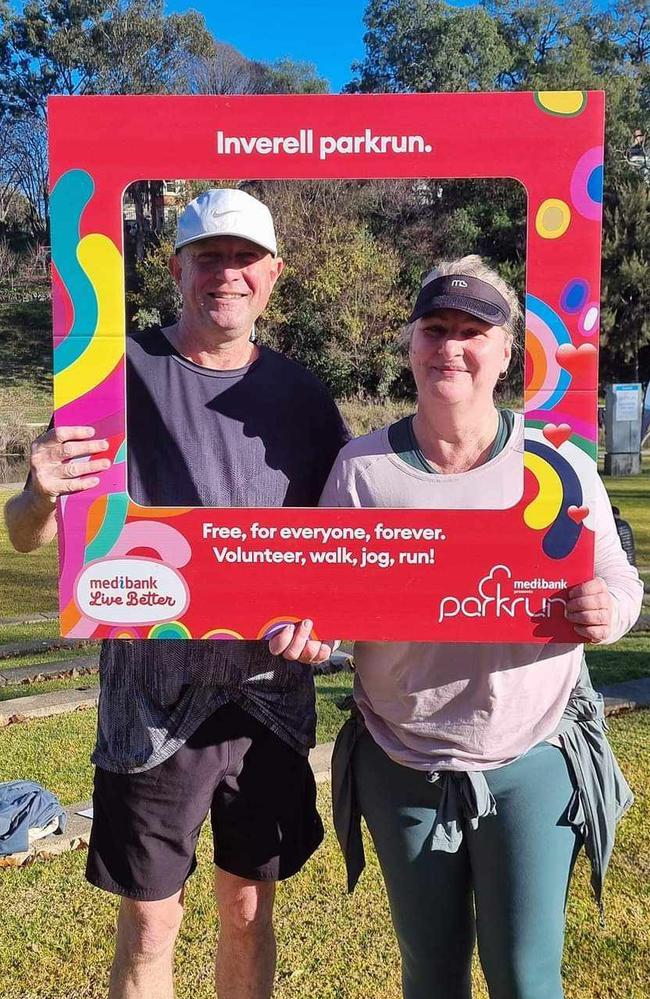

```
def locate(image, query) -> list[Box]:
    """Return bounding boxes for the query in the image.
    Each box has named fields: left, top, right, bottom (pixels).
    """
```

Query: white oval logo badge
left=75, top=557, right=189, bottom=625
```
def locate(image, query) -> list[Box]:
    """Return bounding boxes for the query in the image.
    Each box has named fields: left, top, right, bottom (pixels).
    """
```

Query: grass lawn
left=0, top=621, right=71, bottom=644
left=0, top=648, right=100, bottom=704
left=3, top=459, right=648, bottom=625
left=1, top=488, right=60, bottom=619
left=602, top=467, right=650, bottom=568
left=0, top=633, right=647, bottom=706
left=0, top=675, right=99, bottom=703
left=0, top=672, right=354, bottom=803
left=0, top=709, right=647, bottom=999
left=0, top=299, right=52, bottom=422
left=586, top=635, right=650, bottom=687
left=1, top=431, right=650, bottom=996
left=0, top=648, right=97, bottom=672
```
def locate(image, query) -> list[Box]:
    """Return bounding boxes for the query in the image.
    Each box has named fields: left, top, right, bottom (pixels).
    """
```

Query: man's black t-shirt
left=127, top=330, right=347, bottom=508
left=94, top=329, right=349, bottom=773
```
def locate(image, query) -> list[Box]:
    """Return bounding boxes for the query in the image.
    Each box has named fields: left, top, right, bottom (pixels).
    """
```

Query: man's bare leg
left=108, top=890, right=185, bottom=999
left=214, top=868, right=277, bottom=999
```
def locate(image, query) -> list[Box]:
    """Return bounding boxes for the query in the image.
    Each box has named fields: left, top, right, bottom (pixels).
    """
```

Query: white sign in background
left=614, top=384, right=641, bottom=422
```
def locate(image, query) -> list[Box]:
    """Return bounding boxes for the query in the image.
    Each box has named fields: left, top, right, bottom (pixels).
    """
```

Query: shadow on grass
left=0, top=568, right=59, bottom=620
left=0, top=300, right=52, bottom=392
left=0, top=679, right=97, bottom=703
left=314, top=683, right=353, bottom=702
left=588, top=649, right=650, bottom=687
left=606, top=489, right=650, bottom=502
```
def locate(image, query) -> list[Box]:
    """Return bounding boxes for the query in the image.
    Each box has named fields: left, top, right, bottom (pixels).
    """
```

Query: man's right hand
left=28, top=425, right=111, bottom=503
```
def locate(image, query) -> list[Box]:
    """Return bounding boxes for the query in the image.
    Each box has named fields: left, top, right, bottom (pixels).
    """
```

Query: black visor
left=408, top=275, right=511, bottom=326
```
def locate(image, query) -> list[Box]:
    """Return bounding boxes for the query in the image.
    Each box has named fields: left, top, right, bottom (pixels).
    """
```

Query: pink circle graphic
left=578, top=302, right=599, bottom=337
left=569, top=147, right=603, bottom=221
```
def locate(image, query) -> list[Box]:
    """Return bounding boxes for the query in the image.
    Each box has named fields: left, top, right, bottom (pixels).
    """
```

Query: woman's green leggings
left=353, top=730, right=582, bottom=999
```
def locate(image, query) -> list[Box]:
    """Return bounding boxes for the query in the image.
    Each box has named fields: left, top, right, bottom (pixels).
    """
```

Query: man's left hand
left=268, top=619, right=340, bottom=664
left=565, top=577, right=614, bottom=644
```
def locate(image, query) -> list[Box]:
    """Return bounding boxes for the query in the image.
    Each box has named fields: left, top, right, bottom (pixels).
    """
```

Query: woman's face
left=409, top=308, right=512, bottom=408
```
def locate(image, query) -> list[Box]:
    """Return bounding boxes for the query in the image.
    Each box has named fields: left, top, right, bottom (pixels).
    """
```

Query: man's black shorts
left=86, top=702, right=323, bottom=900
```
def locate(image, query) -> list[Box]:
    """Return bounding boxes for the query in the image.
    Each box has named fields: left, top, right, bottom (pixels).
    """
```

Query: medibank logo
left=75, top=557, right=189, bottom=625
left=437, top=564, right=566, bottom=623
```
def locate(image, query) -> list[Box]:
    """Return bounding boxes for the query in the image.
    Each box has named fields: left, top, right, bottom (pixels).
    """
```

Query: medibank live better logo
left=437, top=565, right=568, bottom=624
left=75, top=557, right=189, bottom=625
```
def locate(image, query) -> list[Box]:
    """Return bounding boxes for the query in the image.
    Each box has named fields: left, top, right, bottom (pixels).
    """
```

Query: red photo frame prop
left=49, top=92, right=603, bottom=642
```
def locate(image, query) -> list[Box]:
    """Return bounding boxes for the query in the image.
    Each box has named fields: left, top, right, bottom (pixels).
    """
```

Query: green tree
left=184, top=45, right=328, bottom=96
left=235, top=181, right=408, bottom=398
left=128, top=235, right=180, bottom=330
left=349, top=0, right=650, bottom=389
left=601, top=177, right=650, bottom=385
left=261, top=58, right=328, bottom=94
left=0, top=0, right=214, bottom=233
left=89, top=1, right=213, bottom=95
left=346, top=0, right=509, bottom=93
left=0, top=0, right=214, bottom=118
left=127, top=180, right=409, bottom=398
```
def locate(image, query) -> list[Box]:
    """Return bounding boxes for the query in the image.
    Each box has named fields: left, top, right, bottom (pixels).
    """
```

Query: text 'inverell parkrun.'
left=201, top=522, right=448, bottom=571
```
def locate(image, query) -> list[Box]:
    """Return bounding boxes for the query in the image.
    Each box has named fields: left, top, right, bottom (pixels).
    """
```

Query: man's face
left=169, top=235, right=284, bottom=341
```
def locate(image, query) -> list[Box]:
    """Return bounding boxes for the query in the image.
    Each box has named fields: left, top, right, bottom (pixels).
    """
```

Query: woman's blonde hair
left=401, top=254, right=524, bottom=355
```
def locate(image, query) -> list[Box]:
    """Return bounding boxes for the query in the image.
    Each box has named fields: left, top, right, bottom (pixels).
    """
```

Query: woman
left=270, top=256, right=643, bottom=999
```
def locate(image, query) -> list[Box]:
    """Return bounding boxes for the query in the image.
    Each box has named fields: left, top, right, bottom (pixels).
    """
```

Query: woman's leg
left=354, top=730, right=475, bottom=999
left=468, top=742, right=582, bottom=999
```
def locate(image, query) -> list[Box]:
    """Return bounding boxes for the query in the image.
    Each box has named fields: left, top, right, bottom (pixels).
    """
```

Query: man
left=5, top=188, right=348, bottom=999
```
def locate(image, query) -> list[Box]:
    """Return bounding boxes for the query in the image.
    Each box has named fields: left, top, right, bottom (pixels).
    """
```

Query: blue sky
left=165, top=1, right=616, bottom=94
left=164, top=0, right=368, bottom=92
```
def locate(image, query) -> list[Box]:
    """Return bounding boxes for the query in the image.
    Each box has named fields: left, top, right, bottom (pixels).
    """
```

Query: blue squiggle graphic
left=85, top=491, right=129, bottom=563
left=51, top=169, right=98, bottom=374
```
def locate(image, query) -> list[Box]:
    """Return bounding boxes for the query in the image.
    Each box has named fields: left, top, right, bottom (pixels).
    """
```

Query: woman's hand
left=565, top=577, right=614, bottom=644
left=268, top=619, right=340, bottom=664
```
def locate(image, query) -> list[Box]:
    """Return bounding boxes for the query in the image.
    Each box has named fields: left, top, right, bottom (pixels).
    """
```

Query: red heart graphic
left=542, top=423, right=572, bottom=448
left=567, top=505, right=589, bottom=524
left=555, top=343, right=597, bottom=380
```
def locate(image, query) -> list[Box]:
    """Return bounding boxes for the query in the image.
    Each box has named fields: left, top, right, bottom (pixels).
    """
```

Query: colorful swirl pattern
left=525, top=295, right=572, bottom=412
left=50, top=171, right=191, bottom=636
left=54, top=233, right=125, bottom=410
left=560, top=279, right=589, bottom=314
left=523, top=440, right=584, bottom=559
left=202, top=628, right=246, bottom=640
left=148, top=622, right=192, bottom=639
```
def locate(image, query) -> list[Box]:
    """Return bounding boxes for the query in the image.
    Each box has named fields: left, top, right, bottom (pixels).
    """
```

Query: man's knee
left=117, top=894, right=184, bottom=959
left=215, top=868, right=276, bottom=936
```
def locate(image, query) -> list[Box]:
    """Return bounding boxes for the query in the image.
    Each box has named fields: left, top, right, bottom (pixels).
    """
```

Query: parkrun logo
left=438, top=564, right=567, bottom=623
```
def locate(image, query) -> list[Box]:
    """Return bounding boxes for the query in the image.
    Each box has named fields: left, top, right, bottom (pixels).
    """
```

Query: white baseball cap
left=174, top=188, right=277, bottom=256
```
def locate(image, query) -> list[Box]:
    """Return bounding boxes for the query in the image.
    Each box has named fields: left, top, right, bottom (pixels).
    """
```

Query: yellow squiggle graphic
left=54, top=233, right=124, bottom=408
left=523, top=451, right=563, bottom=530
